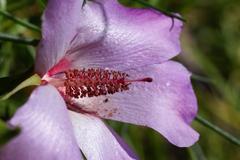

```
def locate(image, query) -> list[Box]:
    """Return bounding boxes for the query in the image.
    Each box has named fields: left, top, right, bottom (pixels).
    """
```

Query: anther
left=64, top=68, right=152, bottom=98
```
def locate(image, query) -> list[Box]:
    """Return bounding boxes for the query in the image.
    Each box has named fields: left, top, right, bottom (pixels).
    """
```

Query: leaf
left=188, top=143, right=207, bottom=160
left=0, top=65, right=34, bottom=95
left=0, top=119, right=20, bottom=147
left=0, top=33, right=39, bottom=46
left=196, top=115, right=240, bottom=146
left=0, top=9, right=41, bottom=32
left=1, top=74, right=41, bottom=100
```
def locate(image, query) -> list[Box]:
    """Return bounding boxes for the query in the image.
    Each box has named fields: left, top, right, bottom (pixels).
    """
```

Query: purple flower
left=0, top=0, right=199, bottom=159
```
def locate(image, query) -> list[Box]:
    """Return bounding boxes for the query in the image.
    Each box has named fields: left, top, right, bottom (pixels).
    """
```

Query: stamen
left=64, top=68, right=152, bottom=98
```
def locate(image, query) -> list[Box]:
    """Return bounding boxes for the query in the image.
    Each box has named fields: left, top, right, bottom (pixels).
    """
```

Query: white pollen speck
left=166, top=82, right=171, bottom=87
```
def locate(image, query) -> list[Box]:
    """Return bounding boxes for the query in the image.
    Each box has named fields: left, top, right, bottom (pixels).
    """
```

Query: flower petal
left=67, top=0, right=182, bottom=71
left=0, top=85, right=82, bottom=160
left=37, top=0, right=182, bottom=75
left=69, top=112, right=138, bottom=160
left=36, top=0, right=105, bottom=75
left=71, top=61, right=199, bottom=147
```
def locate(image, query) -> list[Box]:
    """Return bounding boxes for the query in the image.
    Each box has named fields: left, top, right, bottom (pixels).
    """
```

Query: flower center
left=42, top=68, right=153, bottom=99
left=64, top=68, right=152, bottom=98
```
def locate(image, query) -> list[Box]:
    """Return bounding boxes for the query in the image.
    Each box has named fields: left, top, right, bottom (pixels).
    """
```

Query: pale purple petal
left=71, top=61, right=199, bottom=147
left=69, top=112, right=138, bottom=160
left=0, top=85, right=82, bottom=160
left=36, top=0, right=105, bottom=75
left=67, top=0, right=182, bottom=71
left=36, top=0, right=182, bottom=75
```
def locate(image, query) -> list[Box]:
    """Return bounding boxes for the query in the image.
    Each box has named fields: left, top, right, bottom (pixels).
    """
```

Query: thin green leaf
left=196, top=115, right=240, bottom=146
left=0, top=33, right=39, bottom=46
left=0, top=0, right=6, bottom=10
left=133, top=0, right=186, bottom=22
left=188, top=143, right=207, bottom=160
left=7, top=0, right=35, bottom=12
left=38, top=0, right=47, bottom=9
left=0, top=120, right=20, bottom=147
left=1, top=74, right=41, bottom=100
left=191, top=74, right=213, bottom=84
left=0, top=9, right=41, bottom=32
left=0, top=65, right=34, bottom=95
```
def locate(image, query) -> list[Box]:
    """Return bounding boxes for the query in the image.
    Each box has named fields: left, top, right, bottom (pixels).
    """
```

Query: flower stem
left=0, top=9, right=41, bottom=33
left=196, top=115, right=240, bottom=146
left=191, top=74, right=213, bottom=83
left=133, top=0, right=186, bottom=22
left=0, top=33, right=39, bottom=46
left=188, top=143, right=206, bottom=160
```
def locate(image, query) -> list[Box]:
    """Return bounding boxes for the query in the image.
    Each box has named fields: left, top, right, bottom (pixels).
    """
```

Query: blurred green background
left=0, top=0, right=239, bottom=159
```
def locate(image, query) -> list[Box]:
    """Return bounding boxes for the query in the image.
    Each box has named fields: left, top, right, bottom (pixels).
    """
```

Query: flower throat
left=64, top=68, right=153, bottom=98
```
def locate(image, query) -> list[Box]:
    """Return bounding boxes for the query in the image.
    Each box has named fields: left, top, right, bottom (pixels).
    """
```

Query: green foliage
left=0, top=120, right=20, bottom=147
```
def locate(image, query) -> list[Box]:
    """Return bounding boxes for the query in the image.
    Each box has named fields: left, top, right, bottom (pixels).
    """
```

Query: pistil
left=64, top=68, right=153, bottom=98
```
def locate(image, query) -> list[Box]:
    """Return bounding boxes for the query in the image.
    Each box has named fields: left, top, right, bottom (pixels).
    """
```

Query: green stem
left=8, top=0, right=35, bottom=12
left=188, top=143, right=206, bottom=160
left=191, top=74, right=213, bottom=83
left=196, top=115, right=240, bottom=146
left=133, top=0, right=186, bottom=22
left=0, top=9, right=41, bottom=32
left=0, top=33, right=39, bottom=46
